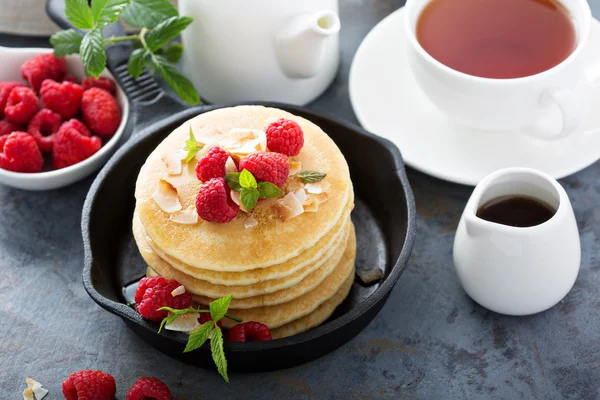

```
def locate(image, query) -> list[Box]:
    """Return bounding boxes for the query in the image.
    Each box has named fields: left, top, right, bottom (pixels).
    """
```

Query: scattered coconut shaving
left=309, top=192, right=329, bottom=204
left=230, top=191, right=248, bottom=212
left=24, top=378, right=48, bottom=400
left=303, top=198, right=319, bottom=212
left=274, top=192, right=304, bottom=221
left=244, top=216, right=258, bottom=229
left=225, top=156, right=238, bottom=174
left=305, top=180, right=329, bottom=194
left=152, top=179, right=182, bottom=213
left=165, top=313, right=199, bottom=333
left=289, top=160, right=302, bottom=175
left=170, top=206, right=198, bottom=224
left=171, top=285, right=186, bottom=297
left=161, top=152, right=183, bottom=175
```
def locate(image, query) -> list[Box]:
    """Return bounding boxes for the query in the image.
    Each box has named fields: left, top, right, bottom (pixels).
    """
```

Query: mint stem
left=196, top=310, right=241, bottom=323
left=104, top=34, right=140, bottom=44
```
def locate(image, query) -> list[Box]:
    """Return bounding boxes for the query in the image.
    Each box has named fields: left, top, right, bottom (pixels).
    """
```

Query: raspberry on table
left=28, top=109, right=62, bottom=152
left=81, top=88, right=121, bottom=137
left=20, top=53, right=67, bottom=93
left=136, top=278, right=192, bottom=322
left=83, top=76, right=117, bottom=95
left=4, top=87, right=39, bottom=125
left=195, top=177, right=239, bottom=223
left=40, top=79, right=84, bottom=119
left=52, top=119, right=102, bottom=169
left=62, top=369, right=116, bottom=400
left=265, top=118, right=304, bottom=156
left=0, top=132, right=43, bottom=173
left=126, top=377, right=172, bottom=400
left=195, top=146, right=229, bottom=182
left=0, top=81, right=24, bottom=118
left=239, top=151, right=290, bottom=187
left=227, top=321, right=272, bottom=342
left=0, top=119, right=20, bottom=137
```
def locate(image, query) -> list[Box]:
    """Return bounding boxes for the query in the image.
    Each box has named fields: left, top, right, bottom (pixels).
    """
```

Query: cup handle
left=529, top=88, right=583, bottom=141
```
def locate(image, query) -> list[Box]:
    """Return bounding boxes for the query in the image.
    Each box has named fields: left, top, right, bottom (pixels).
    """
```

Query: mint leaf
left=156, top=42, right=183, bottom=63
left=184, top=320, right=214, bottom=353
left=239, top=169, right=257, bottom=189
left=209, top=294, right=232, bottom=322
left=158, top=312, right=178, bottom=334
left=240, top=188, right=259, bottom=211
left=145, top=16, right=193, bottom=52
left=225, top=172, right=242, bottom=192
left=121, top=0, right=178, bottom=28
left=257, top=182, right=282, bottom=199
left=91, top=0, right=129, bottom=28
left=50, top=29, right=83, bottom=57
left=65, top=0, right=94, bottom=29
left=150, top=55, right=200, bottom=104
left=184, top=127, right=203, bottom=163
left=298, top=171, right=327, bottom=183
left=128, top=48, right=148, bottom=78
left=81, top=29, right=107, bottom=77
left=211, top=327, right=228, bottom=383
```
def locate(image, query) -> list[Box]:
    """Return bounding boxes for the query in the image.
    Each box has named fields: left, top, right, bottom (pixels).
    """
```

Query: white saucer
left=349, top=7, right=600, bottom=186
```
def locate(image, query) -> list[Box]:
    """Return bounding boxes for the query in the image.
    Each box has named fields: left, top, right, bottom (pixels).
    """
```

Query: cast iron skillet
left=47, top=0, right=417, bottom=370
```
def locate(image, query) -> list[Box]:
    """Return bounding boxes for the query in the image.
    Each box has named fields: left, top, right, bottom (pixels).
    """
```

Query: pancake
left=271, top=269, right=354, bottom=339
left=135, top=105, right=353, bottom=271
left=140, top=219, right=351, bottom=300
left=133, top=199, right=352, bottom=286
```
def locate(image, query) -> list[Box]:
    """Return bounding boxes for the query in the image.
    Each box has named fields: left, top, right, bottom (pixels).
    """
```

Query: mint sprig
left=184, top=127, right=204, bottom=164
left=158, top=294, right=240, bottom=382
left=225, top=170, right=283, bottom=211
left=50, top=0, right=200, bottom=104
left=298, top=171, right=327, bottom=183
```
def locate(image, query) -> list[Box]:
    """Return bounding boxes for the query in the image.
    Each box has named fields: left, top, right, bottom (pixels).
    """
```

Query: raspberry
left=126, top=377, right=172, bottom=400
left=0, top=81, right=24, bottom=118
left=195, top=146, right=229, bottom=182
left=135, top=276, right=169, bottom=303
left=40, top=79, right=84, bottom=119
left=239, top=151, right=289, bottom=187
left=62, top=369, right=116, bottom=400
left=81, top=88, right=121, bottom=137
left=52, top=119, right=102, bottom=169
left=0, top=132, right=43, bottom=173
left=83, top=76, right=117, bottom=95
left=198, top=312, right=223, bottom=328
left=227, top=322, right=272, bottom=342
left=21, top=54, right=67, bottom=93
left=136, top=279, right=192, bottom=322
left=265, top=118, right=304, bottom=156
left=28, top=109, right=62, bottom=152
left=0, top=119, right=20, bottom=137
left=63, top=75, right=79, bottom=83
left=4, top=87, right=39, bottom=124
left=0, top=135, right=7, bottom=152
left=195, top=177, right=239, bottom=223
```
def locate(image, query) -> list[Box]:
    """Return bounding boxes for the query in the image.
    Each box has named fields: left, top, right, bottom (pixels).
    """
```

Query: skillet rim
left=81, top=102, right=416, bottom=351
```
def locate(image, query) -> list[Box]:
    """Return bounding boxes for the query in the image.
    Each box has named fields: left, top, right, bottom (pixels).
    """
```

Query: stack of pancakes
left=132, top=106, right=355, bottom=339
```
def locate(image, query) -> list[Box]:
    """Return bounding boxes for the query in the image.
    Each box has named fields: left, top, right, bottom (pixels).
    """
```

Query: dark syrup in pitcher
left=476, top=196, right=556, bottom=227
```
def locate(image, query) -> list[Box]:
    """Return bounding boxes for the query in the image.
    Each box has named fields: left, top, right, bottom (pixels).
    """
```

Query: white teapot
left=179, top=0, right=340, bottom=105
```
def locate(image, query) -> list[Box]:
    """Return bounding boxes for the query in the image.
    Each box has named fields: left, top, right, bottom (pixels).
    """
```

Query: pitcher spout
left=275, top=10, right=340, bottom=79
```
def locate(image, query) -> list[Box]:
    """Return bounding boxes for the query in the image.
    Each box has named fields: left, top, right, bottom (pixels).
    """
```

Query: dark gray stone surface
left=2, top=1, right=600, bottom=399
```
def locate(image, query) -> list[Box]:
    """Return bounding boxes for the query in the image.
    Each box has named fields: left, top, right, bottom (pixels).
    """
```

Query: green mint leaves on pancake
left=229, top=169, right=283, bottom=211
left=157, top=295, right=240, bottom=382
left=184, top=127, right=204, bottom=164
left=298, top=171, right=327, bottom=183
left=52, top=0, right=200, bottom=104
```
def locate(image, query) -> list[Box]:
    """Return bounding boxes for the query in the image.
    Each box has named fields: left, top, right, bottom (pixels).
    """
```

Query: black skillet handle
left=45, top=0, right=190, bottom=133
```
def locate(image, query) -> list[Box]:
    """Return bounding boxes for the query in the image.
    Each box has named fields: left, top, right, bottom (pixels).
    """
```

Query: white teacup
left=404, top=0, right=596, bottom=139
left=453, top=168, right=581, bottom=315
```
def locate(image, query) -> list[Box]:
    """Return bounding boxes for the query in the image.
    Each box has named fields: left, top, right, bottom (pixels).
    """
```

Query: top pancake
left=135, top=106, right=352, bottom=271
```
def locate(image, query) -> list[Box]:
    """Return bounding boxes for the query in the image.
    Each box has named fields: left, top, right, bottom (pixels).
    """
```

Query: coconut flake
left=286, top=178, right=304, bottom=192
left=303, top=198, right=319, bottom=212
left=230, top=191, right=247, bottom=212
left=25, top=379, right=48, bottom=400
left=171, top=285, right=186, bottom=297
left=165, top=313, right=200, bottom=333
left=175, top=148, right=188, bottom=161
left=274, top=192, right=304, bottom=221
left=293, top=188, right=308, bottom=203
left=244, top=216, right=258, bottom=228
left=153, top=179, right=182, bottom=213
left=309, top=192, right=329, bottom=204
left=23, top=389, right=34, bottom=400
left=305, top=182, right=325, bottom=194
left=289, top=160, right=302, bottom=175
left=225, top=156, right=238, bottom=174
left=170, top=206, right=199, bottom=225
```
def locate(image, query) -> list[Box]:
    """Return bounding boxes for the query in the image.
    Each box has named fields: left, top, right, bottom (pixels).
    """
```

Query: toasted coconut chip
left=245, top=216, right=258, bottom=228
left=309, top=192, right=329, bottom=204
left=225, top=156, right=238, bottom=174
left=305, top=181, right=330, bottom=194
left=161, top=152, right=183, bottom=175
left=175, top=148, right=188, bottom=161
left=170, top=206, right=198, bottom=225
left=25, top=379, right=48, bottom=400
left=165, top=313, right=200, bottom=333
left=164, top=165, right=196, bottom=188
left=274, top=192, right=304, bottom=221
left=230, top=191, right=247, bottom=212
left=23, top=388, right=34, bottom=400
left=293, top=188, right=308, bottom=203
left=303, top=197, right=319, bottom=212
left=256, top=130, right=267, bottom=151
left=171, top=285, right=186, bottom=297
left=289, top=160, right=302, bottom=175
left=152, top=179, right=182, bottom=213
left=286, top=178, right=305, bottom=192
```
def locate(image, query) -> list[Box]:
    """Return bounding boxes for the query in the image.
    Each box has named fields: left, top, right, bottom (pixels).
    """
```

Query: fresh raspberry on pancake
left=239, top=151, right=289, bottom=187
left=195, top=146, right=229, bottom=182
left=265, top=118, right=304, bottom=156
left=195, top=177, right=239, bottom=223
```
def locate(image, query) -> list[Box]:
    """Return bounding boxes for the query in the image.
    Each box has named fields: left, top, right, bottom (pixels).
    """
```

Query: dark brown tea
left=416, top=0, right=576, bottom=79
left=476, top=196, right=556, bottom=227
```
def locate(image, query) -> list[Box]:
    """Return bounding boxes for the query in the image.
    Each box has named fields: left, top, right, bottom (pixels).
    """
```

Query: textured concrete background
left=1, top=1, right=600, bottom=399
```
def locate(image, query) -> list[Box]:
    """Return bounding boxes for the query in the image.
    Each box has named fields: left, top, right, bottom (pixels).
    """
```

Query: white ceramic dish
left=349, top=8, right=600, bottom=186
left=0, top=47, right=129, bottom=191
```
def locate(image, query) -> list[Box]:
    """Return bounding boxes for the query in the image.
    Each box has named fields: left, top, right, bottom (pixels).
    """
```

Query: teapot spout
left=275, top=10, right=340, bottom=79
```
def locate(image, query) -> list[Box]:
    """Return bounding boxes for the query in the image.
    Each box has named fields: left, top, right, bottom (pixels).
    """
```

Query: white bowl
left=0, top=47, right=129, bottom=190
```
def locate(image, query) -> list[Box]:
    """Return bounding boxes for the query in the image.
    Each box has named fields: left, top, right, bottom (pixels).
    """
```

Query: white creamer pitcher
left=453, top=168, right=581, bottom=316
left=179, top=0, right=340, bottom=105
